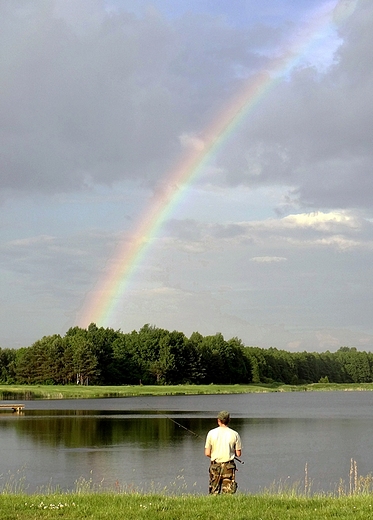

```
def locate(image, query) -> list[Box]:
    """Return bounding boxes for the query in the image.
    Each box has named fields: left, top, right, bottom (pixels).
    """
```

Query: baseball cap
left=217, top=410, right=230, bottom=421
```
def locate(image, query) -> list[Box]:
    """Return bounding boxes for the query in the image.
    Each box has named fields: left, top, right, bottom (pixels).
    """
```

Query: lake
left=1, top=391, right=373, bottom=494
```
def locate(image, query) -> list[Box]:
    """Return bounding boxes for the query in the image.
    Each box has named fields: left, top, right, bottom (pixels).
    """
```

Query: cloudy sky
left=1, top=0, right=372, bottom=352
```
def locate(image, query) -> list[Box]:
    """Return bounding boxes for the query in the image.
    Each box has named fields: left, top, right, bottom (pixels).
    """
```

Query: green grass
left=1, top=382, right=373, bottom=400
left=1, top=493, right=373, bottom=520
left=1, top=460, right=372, bottom=519
left=0, top=383, right=286, bottom=399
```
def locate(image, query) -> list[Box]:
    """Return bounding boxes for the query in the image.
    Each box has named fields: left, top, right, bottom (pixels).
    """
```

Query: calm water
left=1, top=391, right=373, bottom=494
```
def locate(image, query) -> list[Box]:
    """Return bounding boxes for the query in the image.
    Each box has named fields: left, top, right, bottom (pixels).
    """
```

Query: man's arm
left=235, top=434, right=242, bottom=457
left=205, top=431, right=211, bottom=458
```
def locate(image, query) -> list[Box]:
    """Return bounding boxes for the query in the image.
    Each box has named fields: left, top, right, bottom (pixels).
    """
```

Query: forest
left=0, top=323, right=372, bottom=386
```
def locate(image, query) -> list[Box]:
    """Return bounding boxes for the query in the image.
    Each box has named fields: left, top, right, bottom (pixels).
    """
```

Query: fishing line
left=159, top=413, right=201, bottom=438
left=163, top=414, right=244, bottom=464
left=143, top=401, right=245, bottom=464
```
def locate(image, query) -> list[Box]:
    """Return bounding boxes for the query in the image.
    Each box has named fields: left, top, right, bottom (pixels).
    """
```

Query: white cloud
left=8, top=235, right=55, bottom=247
left=179, top=133, right=206, bottom=151
left=251, top=256, right=287, bottom=262
left=281, top=211, right=357, bottom=229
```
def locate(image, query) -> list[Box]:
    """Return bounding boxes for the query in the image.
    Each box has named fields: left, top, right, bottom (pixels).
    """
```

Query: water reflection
left=0, top=413, right=243, bottom=449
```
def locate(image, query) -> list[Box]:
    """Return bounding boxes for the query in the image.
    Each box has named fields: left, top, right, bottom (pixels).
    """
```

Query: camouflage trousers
left=209, top=461, right=237, bottom=494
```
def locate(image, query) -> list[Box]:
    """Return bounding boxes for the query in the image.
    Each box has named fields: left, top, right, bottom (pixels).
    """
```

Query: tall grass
left=1, top=461, right=373, bottom=519
left=1, top=459, right=373, bottom=497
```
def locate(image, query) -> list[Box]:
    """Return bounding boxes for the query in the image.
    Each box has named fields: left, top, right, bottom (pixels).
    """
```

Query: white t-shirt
left=205, top=426, right=242, bottom=463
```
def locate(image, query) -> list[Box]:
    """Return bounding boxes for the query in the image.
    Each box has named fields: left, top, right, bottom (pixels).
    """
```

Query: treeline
left=0, top=323, right=373, bottom=386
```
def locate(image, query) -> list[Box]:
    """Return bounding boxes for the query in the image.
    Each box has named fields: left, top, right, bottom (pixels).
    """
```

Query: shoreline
left=1, top=382, right=373, bottom=400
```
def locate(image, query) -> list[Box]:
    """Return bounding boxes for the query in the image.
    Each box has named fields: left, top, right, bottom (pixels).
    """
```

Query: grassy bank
left=1, top=382, right=373, bottom=400
left=1, top=493, right=373, bottom=520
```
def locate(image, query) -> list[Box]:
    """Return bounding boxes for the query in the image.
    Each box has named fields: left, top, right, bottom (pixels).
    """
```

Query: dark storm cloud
left=0, top=0, right=271, bottom=195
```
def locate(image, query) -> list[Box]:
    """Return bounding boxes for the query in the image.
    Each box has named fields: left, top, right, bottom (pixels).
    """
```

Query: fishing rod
left=142, top=397, right=245, bottom=463
left=160, top=413, right=201, bottom=438
left=156, top=410, right=245, bottom=464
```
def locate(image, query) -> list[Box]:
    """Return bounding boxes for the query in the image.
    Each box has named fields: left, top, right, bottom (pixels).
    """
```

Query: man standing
left=204, top=410, right=242, bottom=494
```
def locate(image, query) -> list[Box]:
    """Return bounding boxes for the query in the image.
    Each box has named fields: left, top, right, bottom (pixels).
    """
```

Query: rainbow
left=77, top=0, right=358, bottom=328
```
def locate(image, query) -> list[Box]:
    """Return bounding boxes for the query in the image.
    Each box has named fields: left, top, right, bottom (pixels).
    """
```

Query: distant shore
left=1, top=382, right=373, bottom=400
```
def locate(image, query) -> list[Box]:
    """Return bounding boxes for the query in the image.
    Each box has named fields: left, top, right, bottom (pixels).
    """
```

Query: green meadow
left=1, top=382, right=373, bottom=399
left=1, top=493, right=373, bottom=520
left=1, top=457, right=373, bottom=520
